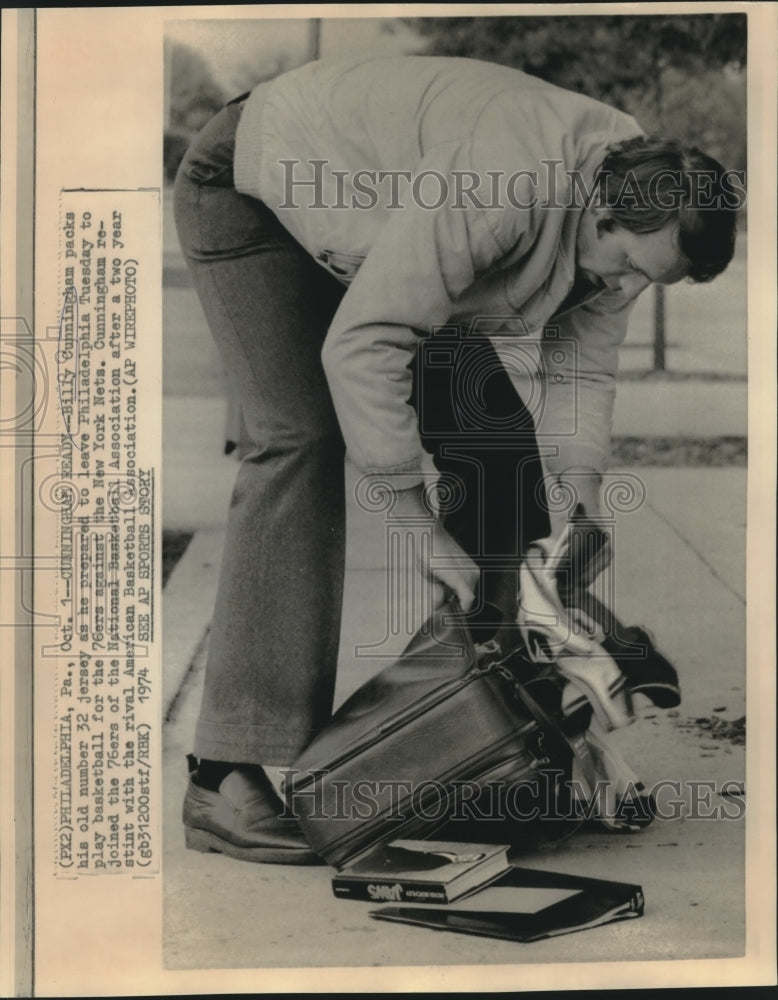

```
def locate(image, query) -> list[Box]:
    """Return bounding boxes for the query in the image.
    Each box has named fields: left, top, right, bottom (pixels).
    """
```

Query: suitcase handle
left=446, top=593, right=578, bottom=767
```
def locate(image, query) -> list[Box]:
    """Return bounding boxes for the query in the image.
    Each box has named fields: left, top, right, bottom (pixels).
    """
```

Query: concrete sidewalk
left=161, top=422, right=748, bottom=973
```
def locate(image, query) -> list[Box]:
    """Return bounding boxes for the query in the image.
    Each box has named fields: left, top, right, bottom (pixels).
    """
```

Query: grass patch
left=611, top=436, right=746, bottom=466
left=162, top=530, right=194, bottom=588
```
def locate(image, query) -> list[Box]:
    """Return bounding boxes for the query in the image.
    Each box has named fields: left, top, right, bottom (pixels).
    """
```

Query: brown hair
left=594, top=136, right=741, bottom=282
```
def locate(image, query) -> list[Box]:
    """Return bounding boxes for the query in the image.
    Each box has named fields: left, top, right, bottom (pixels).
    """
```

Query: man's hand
left=550, top=467, right=613, bottom=596
left=390, top=484, right=479, bottom=611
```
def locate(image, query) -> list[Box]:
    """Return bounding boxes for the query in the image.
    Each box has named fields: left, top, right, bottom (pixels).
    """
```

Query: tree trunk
left=653, top=284, right=666, bottom=371
left=650, top=57, right=668, bottom=373
left=308, top=19, right=321, bottom=61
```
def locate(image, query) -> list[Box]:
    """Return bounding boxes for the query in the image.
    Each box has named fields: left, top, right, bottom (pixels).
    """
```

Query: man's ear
left=595, top=212, right=617, bottom=237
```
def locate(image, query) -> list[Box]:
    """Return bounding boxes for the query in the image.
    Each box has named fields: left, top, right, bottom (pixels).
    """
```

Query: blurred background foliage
left=165, top=14, right=746, bottom=181
left=406, top=15, right=747, bottom=174
left=164, top=42, right=225, bottom=182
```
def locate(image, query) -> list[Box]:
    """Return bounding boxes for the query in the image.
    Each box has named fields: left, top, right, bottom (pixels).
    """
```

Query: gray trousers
left=174, top=103, right=550, bottom=765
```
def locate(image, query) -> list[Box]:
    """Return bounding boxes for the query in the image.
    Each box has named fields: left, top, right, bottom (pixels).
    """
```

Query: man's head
left=576, top=136, right=741, bottom=297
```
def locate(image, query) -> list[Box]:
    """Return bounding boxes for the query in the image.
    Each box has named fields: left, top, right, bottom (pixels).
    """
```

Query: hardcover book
left=331, top=839, right=512, bottom=904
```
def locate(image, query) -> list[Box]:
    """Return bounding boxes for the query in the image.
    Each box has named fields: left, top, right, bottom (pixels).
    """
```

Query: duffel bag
left=284, top=597, right=590, bottom=869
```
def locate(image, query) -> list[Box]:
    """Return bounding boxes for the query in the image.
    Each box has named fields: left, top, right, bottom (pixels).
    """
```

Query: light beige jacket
left=235, top=56, right=644, bottom=487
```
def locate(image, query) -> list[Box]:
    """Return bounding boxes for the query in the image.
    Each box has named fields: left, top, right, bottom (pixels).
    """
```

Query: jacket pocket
left=316, top=249, right=365, bottom=285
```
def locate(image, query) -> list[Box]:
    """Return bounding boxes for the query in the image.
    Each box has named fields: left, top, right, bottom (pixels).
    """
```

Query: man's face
left=576, top=210, right=690, bottom=298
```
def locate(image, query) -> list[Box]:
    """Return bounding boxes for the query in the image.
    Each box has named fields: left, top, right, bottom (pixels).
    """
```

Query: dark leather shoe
left=183, top=762, right=323, bottom=865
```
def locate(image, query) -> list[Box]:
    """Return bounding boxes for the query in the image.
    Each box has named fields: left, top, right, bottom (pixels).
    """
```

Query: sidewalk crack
left=165, top=625, right=210, bottom=724
left=645, top=501, right=746, bottom=607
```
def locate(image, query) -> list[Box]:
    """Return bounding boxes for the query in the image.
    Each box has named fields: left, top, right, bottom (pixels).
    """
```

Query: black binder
left=370, top=865, right=644, bottom=943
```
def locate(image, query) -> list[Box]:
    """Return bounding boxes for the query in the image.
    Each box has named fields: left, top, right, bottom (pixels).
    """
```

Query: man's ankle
left=193, top=757, right=244, bottom=791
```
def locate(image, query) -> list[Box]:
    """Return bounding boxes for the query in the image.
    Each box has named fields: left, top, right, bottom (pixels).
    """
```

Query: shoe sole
left=185, top=826, right=325, bottom=866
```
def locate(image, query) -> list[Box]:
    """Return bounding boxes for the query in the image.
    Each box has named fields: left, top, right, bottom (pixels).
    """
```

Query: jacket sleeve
left=320, top=139, right=545, bottom=489
left=536, top=291, right=638, bottom=477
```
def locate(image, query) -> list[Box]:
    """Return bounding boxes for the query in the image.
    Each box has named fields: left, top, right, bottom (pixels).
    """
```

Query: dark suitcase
left=284, top=599, right=582, bottom=869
